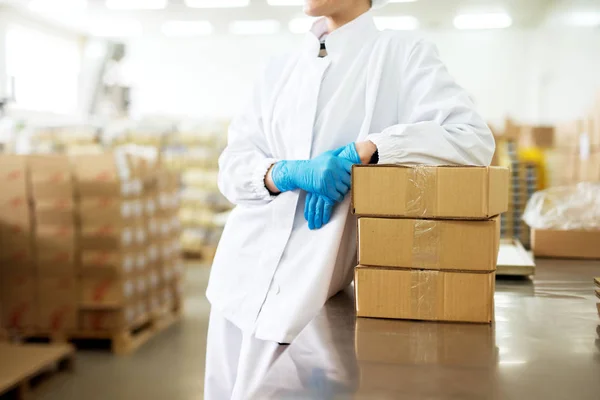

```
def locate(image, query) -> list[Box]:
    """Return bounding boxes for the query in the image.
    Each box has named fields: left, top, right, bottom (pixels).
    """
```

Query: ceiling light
left=453, top=12, right=512, bottom=30
left=563, top=11, right=600, bottom=27
left=374, top=16, right=419, bottom=30
left=230, top=20, right=280, bottom=35
left=29, top=0, right=87, bottom=12
left=268, top=0, right=417, bottom=4
left=162, top=21, right=213, bottom=37
left=89, top=20, right=143, bottom=37
left=288, top=17, right=318, bottom=34
left=185, top=0, right=249, bottom=8
left=106, top=0, right=167, bottom=10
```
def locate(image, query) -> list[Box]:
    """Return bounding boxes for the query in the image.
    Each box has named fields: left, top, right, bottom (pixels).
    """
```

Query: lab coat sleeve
left=366, top=40, right=495, bottom=166
left=218, top=74, right=278, bottom=206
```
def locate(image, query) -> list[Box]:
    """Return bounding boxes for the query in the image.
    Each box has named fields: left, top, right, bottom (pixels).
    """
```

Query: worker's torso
left=207, top=29, right=416, bottom=343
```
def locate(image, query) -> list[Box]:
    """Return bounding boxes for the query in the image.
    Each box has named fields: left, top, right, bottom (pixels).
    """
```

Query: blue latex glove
left=271, top=146, right=353, bottom=203
left=304, top=143, right=362, bottom=230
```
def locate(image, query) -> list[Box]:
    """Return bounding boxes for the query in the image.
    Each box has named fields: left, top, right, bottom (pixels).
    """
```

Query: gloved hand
left=304, top=143, right=362, bottom=230
left=271, top=146, right=353, bottom=202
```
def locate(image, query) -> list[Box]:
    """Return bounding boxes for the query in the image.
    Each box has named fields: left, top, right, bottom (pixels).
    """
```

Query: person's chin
left=303, top=6, right=324, bottom=17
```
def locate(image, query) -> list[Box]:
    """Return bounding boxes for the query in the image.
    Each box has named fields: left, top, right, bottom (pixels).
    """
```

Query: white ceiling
left=2, top=0, right=600, bottom=37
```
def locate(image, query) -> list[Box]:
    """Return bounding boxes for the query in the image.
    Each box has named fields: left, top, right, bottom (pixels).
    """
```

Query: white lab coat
left=206, top=11, right=494, bottom=343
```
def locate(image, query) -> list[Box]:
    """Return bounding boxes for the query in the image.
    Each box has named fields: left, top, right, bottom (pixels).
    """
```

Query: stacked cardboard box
left=30, top=156, right=78, bottom=332
left=352, top=165, right=508, bottom=324
left=73, top=154, right=151, bottom=331
left=0, top=156, right=36, bottom=330
left=154, top=169, right=184, bottom=313
left=1, top=153, right=183, bottom=334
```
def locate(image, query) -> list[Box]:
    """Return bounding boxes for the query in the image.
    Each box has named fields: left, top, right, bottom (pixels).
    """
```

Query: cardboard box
left=73, top=153, right=141, bottom=198
left=518, top=125, right=555, bottom=149
left=578, top=152, right=600, bottom=183
left=352, top=166, right=509, bottom=219
left=79, top=305, right=137, bottom=331
left=79, top=225, right=134, bottom=250
left=0, top=155, right=29, bottom=201
left=34, top=199, right=75, bottom=225
left=554, top=120, right=582, bottom=148
left=37, top=276, right=78, bottom=331
left=30, top=171, right=73, bottom=199
left=355, top=318, right=497, bottom=366
left=354, top=266, right=495, bottom=323
left=80, top=251, right=136, bottom=276
left=0, top=229, right=35, bottom=269
left=0, top=195, right=31, bottom=229
left=531, top=229, right=600, bottom=259
left=36, top=225, right=76, bottom=265
left=28, top=154, right=70, bottom=172
left=79, top=198, right=137, bottom=227
left=1, top=272, right=37, bottom=329
left=358, top=216, right=500, bottom=272
left=80, top=276, right=136, bottom=308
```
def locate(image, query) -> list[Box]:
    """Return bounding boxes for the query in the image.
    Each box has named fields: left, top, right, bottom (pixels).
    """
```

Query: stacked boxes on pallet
left=30, top=156, right=78, bottom=332
left=154, top=169, right=184, bottom=314
left=352, top=165, right=508, bottom=324
left=0, top=156, right=36, bottom=330
left=0, top=154, right=183, bottom=334
left=73, top=154, right=145, bottom=331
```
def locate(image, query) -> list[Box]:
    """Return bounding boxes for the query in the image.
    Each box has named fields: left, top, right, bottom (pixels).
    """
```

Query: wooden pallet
left=0, top=343, right=74, bottom=400
left=5, top=308, right=181, bottom=356
left=496, top=239, right=536, bottom=277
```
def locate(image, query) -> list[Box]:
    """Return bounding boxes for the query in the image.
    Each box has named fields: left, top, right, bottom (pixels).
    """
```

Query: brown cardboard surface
left=72, top=154, right=142, bottom=198
left=0, top=195, right=31, bottom=227
left=80, top=276, right=135, bottom=308
left=36, top=225, right=75, bottom=265
left=30, top=171, right=73, bottom=199
left=0, top=230, right=35, bottom=268
left=354, top=266, right=494, bottom=323
left=578, top=152, right=600, bottom=183
left=352, top=165, right=509, bottom=219
left=79, top=198, right=136, bottom=227
left=79, top=225, right=134, bottom=250
left=79, top=305, right=137, bottom=331
left=355, top=318, right=497, bottom=366
left=80, top=251, right=136, bottom=276
left=554, top=120, right=582, bottom=148
left=358, top=216, right=500, bottom=272
left=27, top=154, right=70, bottom=172
left=34, top=198, right=75, bottom=225
left=37, top=276, right=78, bottom=331
left=518, top=125, right=555, bottom=149
left=0, top=156, right=28, bottom=201
left=594, top=277, right=599, bottom=288
left=531, top=229, right=600, bottom=260
left=1, top=272, right=37, bottom=329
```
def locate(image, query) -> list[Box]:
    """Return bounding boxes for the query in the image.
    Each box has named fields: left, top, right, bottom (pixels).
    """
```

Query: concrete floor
left=27, top=259, right=600, bottom=400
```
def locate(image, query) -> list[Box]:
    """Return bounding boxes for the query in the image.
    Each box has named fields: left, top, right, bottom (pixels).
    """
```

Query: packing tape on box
left=411, top=270, right=437, bottom=320
left=412, top=220, right=440, bottom=269
left=406, top=166, right=437, bottom=217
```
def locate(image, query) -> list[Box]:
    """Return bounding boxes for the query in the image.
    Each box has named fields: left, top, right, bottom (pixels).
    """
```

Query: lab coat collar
left=302, top=10, right=378, bottom=60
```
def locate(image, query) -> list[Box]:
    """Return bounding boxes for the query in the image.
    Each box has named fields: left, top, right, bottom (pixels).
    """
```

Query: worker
left=204, top=0, right=495, bottom=398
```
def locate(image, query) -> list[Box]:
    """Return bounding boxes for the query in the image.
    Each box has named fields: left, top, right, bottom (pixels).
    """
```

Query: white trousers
left=204, top=309, right=288, bottom=400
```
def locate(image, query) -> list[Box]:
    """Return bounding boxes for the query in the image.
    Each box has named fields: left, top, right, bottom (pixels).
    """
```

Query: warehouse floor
left=28, top=260, right=600, bottom=400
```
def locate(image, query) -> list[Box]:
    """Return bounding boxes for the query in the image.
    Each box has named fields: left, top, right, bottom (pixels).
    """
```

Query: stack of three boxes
left=352, top=165, right=509, bottom=324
